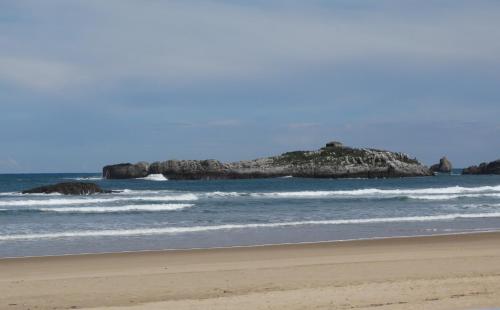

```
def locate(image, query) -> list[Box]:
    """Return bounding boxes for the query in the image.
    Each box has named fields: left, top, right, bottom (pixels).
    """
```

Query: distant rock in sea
left=102, top=162, right=150, bottom=179
left=22, top=182, right=110, bottom=195
left=430, top=157, right=452, bottom=173
left=103, top=141, right=433, bottom=180
left=462, top=159, right=500, bottom=175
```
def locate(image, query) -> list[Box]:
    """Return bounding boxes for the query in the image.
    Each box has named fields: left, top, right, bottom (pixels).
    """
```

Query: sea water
left=1, top=171, right=500, bottom=257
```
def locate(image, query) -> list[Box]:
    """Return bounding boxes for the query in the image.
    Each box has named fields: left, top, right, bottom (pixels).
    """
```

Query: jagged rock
left=149, top=159, right=227, bottom=180
left=102, top=162, right=149, bottom=179
left=463, top=159, right=500, bottom=175
left=430, top=157, right=452, bottom=173
left=22, top=182, right=110, bottom=195
left=103, top=141, right=433, bottom=180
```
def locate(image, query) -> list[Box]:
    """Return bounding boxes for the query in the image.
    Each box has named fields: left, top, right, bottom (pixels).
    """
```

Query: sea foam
left=137, top=174, right=168, bottom=181
left=38, top=203, right=193, bottom=213
left=202, top=185, right=500, bottom=200
left=0, top=193, right=198, bottom=206
left=2, top=212, right=500, bottom=241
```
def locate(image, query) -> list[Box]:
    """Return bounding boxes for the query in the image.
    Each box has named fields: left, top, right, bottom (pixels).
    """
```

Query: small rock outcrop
left=103, top=141, right=433, bottom=180
left=325, top=141, right=343, bottom=148
left=463, top=159, right=500, bottom=175
left=430, top=157, right=452, bottom=173
left=102, top=162, right=150, bottom=179
left=22, top=182, right=110, bottom=195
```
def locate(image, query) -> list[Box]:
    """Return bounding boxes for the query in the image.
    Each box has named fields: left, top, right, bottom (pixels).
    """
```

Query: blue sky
left=1, top=0, right=499, bottom=173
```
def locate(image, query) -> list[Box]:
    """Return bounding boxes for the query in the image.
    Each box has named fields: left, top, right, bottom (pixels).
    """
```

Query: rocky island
left=430, top=156, right=453, bottom=173
left=22, top=182, right=110, bottom=195
left=463, top=159, right=500, bottom=175
left=103, top=141, right=432, bottom=180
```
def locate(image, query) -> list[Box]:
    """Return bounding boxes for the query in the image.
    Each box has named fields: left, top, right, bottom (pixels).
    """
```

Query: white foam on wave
left=387, top=185, right=500, bottom=195
left=451, top=203, right=500, bottom=209
left=0, top=192, right=19, bottom=196
left=252, top=191, right=341, bottom=198
left=113, top=184, right=500, bottom=200
left=116, top=189, right=173, bottom=195
left=129, top=193, right=198, bottom=201
left=408, top=193, right=500, bottom=200
left=137, top=174, right=168, bottom=181
left=256, top=185, right=500, bottom=197
left=0, top=193, right=198, bottom=207
left=3, top=212, right=500, bottom=241
left=204, top=191, right=244, bottom=198
left=200, top=185, right=500, bottom=200
left=0, top=198, right=115, bottom=206
left=39, top=203, right=194, bottom=213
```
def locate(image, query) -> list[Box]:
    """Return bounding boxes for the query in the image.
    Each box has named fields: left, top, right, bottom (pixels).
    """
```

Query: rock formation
left=462, top=159, right=500, bottom=175
left=430, top=157, right=452, bottom=173
left=103, top=142, right=432, bottom=180
left=22, top=182, right=110, bottom=195
left=102, top=162, right=150, bottom=179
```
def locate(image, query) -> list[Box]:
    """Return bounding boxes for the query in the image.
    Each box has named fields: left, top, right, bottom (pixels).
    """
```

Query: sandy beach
left=1, top=232, right=500, bottom=310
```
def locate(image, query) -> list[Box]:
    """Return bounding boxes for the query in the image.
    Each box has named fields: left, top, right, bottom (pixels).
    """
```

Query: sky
left=1, top=0, right=499, bottom=173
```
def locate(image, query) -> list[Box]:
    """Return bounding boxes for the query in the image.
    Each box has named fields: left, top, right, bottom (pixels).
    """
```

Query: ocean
left=1, top=171, right=500, bottom=258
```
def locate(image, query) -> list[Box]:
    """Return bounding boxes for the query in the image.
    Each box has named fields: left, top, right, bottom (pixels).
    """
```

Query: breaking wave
left=1, top=185, right=499, bottom=208
left=407, top=193, right=500, bottom=200
left=0, top=193, right=198, bottom=206
left=137, top=174, right=168, bottom=181
left=2, top=212, right=500, bottom=241
left=38, top=203, right=194, bottom=213
left=202, top=185, right=500, bottom=200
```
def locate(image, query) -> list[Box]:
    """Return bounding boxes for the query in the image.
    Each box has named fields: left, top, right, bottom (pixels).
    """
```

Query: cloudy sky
left=1, top=0, right=499, bottom=172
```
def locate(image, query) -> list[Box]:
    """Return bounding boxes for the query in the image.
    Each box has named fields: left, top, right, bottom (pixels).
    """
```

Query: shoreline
left=2, top=231, right=500, bottom=309
left=2, top=228, right=500, bottom=260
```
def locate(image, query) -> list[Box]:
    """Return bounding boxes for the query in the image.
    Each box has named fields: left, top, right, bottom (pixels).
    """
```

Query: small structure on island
left=325, top=141, right=344, bottom=148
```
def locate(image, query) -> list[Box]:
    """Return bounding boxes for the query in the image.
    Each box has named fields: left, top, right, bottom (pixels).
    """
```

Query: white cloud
left=0, top=1, right=499, bottom=92
left=0, top=158, right=20, bottom=169
left=0, top=57, right=84, bottom=91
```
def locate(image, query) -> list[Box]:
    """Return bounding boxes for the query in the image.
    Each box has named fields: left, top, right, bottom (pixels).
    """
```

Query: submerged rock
left=22, top=182, right=110, bottom=195
left=103, top=141, right=433, bottom=180
left=430, top=157, right=452, bottom=173
left=463, top=159, right=500, bottom=175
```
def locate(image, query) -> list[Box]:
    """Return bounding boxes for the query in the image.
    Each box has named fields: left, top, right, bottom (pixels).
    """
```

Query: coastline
left=2, top=228, right=500, bottom=260
left=2, top=232, right=500, bottom=309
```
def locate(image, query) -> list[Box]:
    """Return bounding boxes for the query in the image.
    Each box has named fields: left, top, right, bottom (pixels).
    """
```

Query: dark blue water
left=1, top=171, right=500, bottom=257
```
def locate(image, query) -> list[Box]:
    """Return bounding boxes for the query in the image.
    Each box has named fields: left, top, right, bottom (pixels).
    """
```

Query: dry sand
left=1, top=232, right=500, bottom=310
